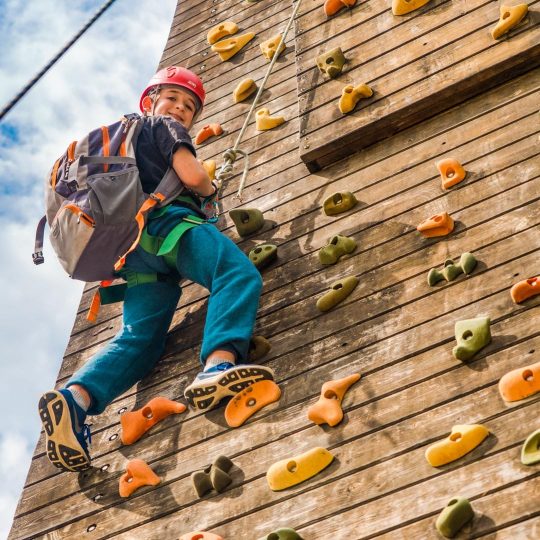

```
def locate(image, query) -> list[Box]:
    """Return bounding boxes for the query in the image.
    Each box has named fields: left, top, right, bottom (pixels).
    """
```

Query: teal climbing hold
left=319, top=234, right=357, bottom=265
left=323, top=192, right=358, bottom=216
left=452, top=317, right=491, bottom=361
left=428, top=252, right=477, bottom=286
left=230, top=208, right=265, bottom=237
left=435, top=497, right=475, bottom=538
left=249, top=244, right=278, bottom=269
left=521, top=428, right=540, bottom=465
left=265, top=528, right=304, bottom=540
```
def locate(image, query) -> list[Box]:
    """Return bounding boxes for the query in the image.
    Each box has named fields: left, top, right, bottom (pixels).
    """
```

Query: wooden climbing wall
left=9, top=0, right=540, bottom=538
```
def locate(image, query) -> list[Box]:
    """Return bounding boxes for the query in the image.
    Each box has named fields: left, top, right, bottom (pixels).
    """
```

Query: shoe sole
left=184, top=365, right=275, bottom=411
left=38, top=391, right=91, bottom=473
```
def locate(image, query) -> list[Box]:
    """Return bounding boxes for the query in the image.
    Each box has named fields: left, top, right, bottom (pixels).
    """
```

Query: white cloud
left=0, top=0, right=178, bottom=535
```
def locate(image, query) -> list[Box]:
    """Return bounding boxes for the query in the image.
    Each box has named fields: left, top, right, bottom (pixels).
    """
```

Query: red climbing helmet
left=139, top=66, right=206, bottom=112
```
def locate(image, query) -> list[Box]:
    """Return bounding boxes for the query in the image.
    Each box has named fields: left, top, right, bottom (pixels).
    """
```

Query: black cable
left=0, top=0, right=118, bottom=122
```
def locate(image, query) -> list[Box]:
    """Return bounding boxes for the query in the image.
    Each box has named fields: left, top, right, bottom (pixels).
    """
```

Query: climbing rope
left=215, top=0, right=303, bottom=203
left=0, top=0, right=118, bottom=122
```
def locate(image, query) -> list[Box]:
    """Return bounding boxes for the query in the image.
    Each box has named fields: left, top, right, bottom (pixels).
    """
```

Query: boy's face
left=145, top=87, right=198, bottom=129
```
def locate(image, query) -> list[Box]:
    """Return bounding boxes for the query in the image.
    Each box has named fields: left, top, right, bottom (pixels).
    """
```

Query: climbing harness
left=214, top=0, right=303, bottom=204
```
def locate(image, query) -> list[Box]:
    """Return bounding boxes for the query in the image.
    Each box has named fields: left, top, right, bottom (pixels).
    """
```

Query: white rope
left=215, top=0, right=303, bottom=203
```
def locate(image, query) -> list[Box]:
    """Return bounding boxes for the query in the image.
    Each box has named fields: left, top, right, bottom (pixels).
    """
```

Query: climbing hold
left=417, top=212, right=454, bottom=238
left=225, top=380, right=281, bottom=427
left=211, top=32, right=255, bottom=61
left=119, top=459, right=160, bottom=497
left=323, top=191, right=358, bottom=216
left=452, top=317, right=491, bottom=361
left=338, top=83, right=373, bottom=114
left=316, top=47, right=346, bottom=79
left=233, top=78, right=257, bottom=103
left=201, top=159, right=216, bottom=180
left=425, top=424, right=489, bottom=467
left=191, top=455, right=235, bottom=498
left=260, top=33, right=286, bottom=60
left=179, top=532, right=224, bottom=540
left=392, top=0, right=431, bottom=16
left=491, top=4, right=528, bottom=40
left=437, top=158, right=467, bottom=189
left=498, top=361, right=540, bottom=402
left=207, top=21, right=238, bottom=45
left=249, top=335, right=272, bottom=361
left=120, top=396, right=186, bottom=445
left=510, top=276, right=540, bottom=304
left=435, top=497, right=475, bottom=538
left=264, top=528, right=304, bottom=540
left=266, top=447, right=334, bottom=491
left=307, top=373, right=361, bottom=427
left=195, top=123, right=223, bottom=145
left=521, top=428, right=540, bottom=465
left=229, top=208, right=265, bottom=237
left=427, top=252, right=477, bottom=286
left=324, top=0, right=356, bottom=17
left=319, top=234, right=357, bottom=265
left=249, top=243, right=278, bottom=269
left=256, top=108, right=286, bottom=130
left=316, top=276, right=359, bottom=312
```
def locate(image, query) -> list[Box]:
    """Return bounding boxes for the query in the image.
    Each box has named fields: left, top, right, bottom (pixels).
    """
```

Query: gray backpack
left=33, top=113, right=185, bottom=282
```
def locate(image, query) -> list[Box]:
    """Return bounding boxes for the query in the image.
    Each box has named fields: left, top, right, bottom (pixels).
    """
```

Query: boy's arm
left=172, top=146, right=215, bottom=197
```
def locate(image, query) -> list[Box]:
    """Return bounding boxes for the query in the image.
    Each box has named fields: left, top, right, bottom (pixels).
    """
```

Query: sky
left=0, top=0, right=178, bottom=535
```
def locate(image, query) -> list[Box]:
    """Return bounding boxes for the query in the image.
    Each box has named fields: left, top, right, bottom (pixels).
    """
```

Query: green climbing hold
left=191, top=455, right=234, bottom=498
left=249, top=243, right=278, bottom=269
left=316, top=276, right=359, bottom=312
left=265, top=528, right=304, bottom=540
left=249, top=335, right=272, bottom=361
left=319, top=234, right=357, bottom=265
left=316, top=47, right=346, bottom=79
left=521, top=428, right=540, bottom=465
left=452, top=317, right=491, bottom=361
left=435, top=497, right=474, bottom=538
left=428, top=252, right=477, bottom=286
left=230, top=208, right=265, bottom=237
left=323, top=192, right=358, bottom=216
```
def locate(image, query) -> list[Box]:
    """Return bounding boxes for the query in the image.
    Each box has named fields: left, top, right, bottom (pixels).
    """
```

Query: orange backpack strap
left=101, top=126, right=110, bottom=172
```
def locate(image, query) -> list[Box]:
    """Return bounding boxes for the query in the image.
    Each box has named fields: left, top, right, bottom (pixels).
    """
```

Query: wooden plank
left=299, top=4, right=540, bottom=170
left=477, top=516, right=540, bottom=540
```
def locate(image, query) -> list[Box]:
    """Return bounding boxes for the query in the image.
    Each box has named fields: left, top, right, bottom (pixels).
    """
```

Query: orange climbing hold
left=417, top=212, right=454, bottom=238
left=499, top=361, right=540, bottom=402
left=308, top=373, right=361, bottom=427
left=119, top=459, right=160, bottom=497
left=195, top=124, right=223, bottom=145
left=437, top=158, right=466, bottom=189
left=324, top=0, right=356, bottom=17
left=510, top=276, right=540, bottom=304
left=225, top=380, right=281, bottom=428
left=179, top=533, right=224, bottom=540
left=120, top=397, right=186, bottom=445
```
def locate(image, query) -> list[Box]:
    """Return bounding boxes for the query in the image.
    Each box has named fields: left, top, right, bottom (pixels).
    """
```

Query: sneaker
left=38, top=389, right=91, bottom=472
left=184, top=362, right=275, bottom=411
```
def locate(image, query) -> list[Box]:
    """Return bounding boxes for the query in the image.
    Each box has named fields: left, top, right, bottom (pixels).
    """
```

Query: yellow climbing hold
left=211, top=32, right=255, bottom=61
left=256, top=108, right=286, bottom=130
left=200, top=159, right=216, bottom=180
left=339, top=83, right=373, bottom=114
left=206, top=21, right=238, bottom=45
left=491, top=4, right=528, bottom=40
left=392, top=0, right=431, bottom=16
left=260, top=33, right=286, bottom=60
left=266, top=447, right=334, bottom=491
left=233, top=78, right=257, bottom=103
left=425, top=424, right=489, bottom=467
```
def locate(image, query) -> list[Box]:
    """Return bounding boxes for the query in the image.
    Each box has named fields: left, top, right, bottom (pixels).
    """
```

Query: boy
left=38, top=66, right=274, bottom=473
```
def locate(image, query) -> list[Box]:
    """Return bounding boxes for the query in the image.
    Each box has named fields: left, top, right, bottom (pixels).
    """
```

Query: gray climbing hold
left=319, top=234, right=357, bottom=265
left=230, top=208, right=265, bottom=237
left=249, top=244, right=278, bottom=269
left=191, top=455, right=235, bottom=498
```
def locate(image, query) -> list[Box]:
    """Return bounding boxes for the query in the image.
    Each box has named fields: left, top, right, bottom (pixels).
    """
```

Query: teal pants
left=67, top=206, right=263, bottom=415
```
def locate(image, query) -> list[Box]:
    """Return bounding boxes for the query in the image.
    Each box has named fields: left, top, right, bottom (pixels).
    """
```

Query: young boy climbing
left=38, top=66, right=274, bottom=473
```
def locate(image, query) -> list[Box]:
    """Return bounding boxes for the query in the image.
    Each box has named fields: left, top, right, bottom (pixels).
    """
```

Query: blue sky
left=0, top=0, right=177, bottom=535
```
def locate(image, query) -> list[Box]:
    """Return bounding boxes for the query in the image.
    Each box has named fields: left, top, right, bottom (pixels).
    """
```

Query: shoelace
left=82, top=424, right=92, bottom=447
